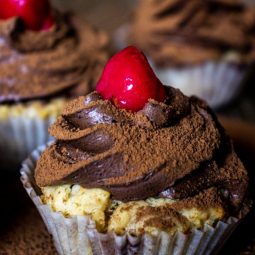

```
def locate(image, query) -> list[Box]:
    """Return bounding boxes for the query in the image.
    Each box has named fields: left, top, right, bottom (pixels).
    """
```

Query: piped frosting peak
left=35, top=88, right=248, bottom=213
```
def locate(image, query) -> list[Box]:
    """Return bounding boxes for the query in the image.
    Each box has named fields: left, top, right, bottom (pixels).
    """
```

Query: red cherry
left=96, top=46, right=166, bottom=112
left=0, top=0, right=54, bottom=31
left=41, top=13, right=54, bottom=31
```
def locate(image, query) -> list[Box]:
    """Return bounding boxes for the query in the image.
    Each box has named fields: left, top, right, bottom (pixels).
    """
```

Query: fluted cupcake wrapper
left=0, top=100, right=64, bottom=171
left=20, top=145, right=239, bottom=255
left=153, top=62, right=247, bottom=109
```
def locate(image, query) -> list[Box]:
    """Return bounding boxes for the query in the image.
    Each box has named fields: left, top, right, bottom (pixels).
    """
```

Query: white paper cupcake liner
left=153, top=62, right=247, bottom=109
left=20, top=145, right=240, bottom=255
left=0, top=100, right=64, bottom=170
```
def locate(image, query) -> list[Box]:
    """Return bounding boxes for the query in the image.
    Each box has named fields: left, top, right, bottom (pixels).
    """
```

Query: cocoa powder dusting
left=35, top=87, right=249, bottom=214
left=135, top=190, right=220, bottom=231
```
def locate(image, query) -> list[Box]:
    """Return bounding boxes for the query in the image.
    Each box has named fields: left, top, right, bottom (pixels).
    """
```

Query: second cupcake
left=125, top=0, right=255, bottom=108
left=0, top=0, right=109, bottom=170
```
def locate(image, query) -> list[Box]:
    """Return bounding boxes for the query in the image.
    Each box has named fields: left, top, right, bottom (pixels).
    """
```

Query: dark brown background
left=0, top=0, right=255, bottom=254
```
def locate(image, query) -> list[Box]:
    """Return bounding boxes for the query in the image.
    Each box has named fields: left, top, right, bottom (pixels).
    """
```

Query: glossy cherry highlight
left=96, top=46, right=166, bottom=112
left=0, top=0, right=54, bottom=31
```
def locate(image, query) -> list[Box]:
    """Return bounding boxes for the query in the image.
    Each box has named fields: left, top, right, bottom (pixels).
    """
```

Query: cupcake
left=0, top=0, right=108, bottom=170
left=21, top=47, right=251, bottom=254
left=119, top=0, right=255, bottom=108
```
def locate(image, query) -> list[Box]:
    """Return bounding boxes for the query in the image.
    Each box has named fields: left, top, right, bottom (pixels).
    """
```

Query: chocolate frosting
left=128, top=0, right=255, bottom=67
left=35, top=87, right=249, bottom=213
left=0, top=11, right=108, bottom=103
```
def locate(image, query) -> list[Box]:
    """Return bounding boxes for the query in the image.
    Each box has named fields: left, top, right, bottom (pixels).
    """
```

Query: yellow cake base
left=42, top=184, right=225, bottom=236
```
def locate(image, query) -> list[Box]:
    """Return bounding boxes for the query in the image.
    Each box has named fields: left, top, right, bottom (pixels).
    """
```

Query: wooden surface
left=0, top=118, right=255, bottom=255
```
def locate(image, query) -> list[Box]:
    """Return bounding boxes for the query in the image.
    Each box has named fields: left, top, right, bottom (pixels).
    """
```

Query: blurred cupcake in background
left=117, top=0, right=255, bottom=108
left=0, top=0, right=109, bottom=170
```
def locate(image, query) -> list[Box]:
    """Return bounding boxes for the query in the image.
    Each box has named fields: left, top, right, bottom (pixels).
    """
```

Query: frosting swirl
left=128, top=0, right=255, bottom=67
left=35, top=87, right=249, bottom=212
left=0, top=11, right=108, bottom=103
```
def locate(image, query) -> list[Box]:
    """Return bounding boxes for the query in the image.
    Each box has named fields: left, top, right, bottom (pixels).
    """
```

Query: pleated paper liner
left=21, top=145, right=239, bottom=255
left=153, top=62, right=247, bottom=108
left=0, top=99, right=64, bottom=171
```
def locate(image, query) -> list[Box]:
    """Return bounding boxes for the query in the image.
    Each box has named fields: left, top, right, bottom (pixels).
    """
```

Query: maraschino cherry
left=96, top=46, right=166, bottom=112
left=0, top=0, right=54, bottom=31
